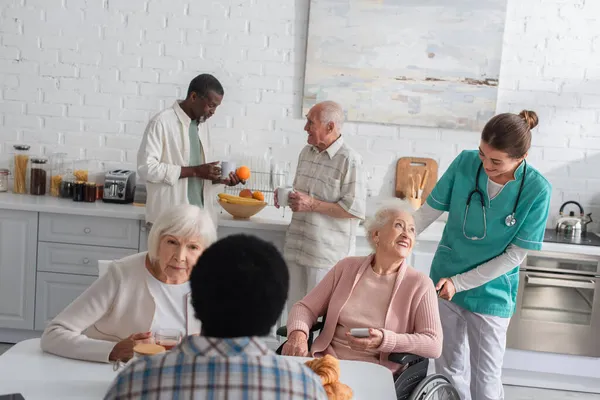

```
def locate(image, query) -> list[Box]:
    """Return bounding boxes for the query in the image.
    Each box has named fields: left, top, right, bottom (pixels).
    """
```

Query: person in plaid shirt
left=104, top=234, right=328, bottom=400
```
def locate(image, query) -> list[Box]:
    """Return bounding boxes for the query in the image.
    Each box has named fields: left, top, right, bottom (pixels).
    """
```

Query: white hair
left=317, top=101, right=344, bottom=131
left=147, top=205, right=217, bottom=261
left=363, top=198, right=415, bottom=251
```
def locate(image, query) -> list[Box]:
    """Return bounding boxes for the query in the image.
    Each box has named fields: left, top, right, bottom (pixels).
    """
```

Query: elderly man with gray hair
left=276, top=101, right=367, bottom=309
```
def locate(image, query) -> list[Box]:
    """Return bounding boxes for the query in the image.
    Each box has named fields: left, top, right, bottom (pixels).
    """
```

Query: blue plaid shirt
left=104, top=336, right=328, bottom=400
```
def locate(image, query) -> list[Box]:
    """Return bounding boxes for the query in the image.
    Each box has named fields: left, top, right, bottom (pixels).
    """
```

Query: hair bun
left=519, top=110, right=539, bottom=130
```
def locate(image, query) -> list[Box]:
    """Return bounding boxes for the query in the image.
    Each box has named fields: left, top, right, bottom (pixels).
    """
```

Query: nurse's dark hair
left=481, top=110, right=538, bottom=159
left=186, top=74, right=224, bottom=98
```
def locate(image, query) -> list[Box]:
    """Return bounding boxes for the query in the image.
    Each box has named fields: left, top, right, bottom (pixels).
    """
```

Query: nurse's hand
left=289, top=191, right=314, bottom=212
left=345, top=328, right=383, bottom=351
left=436, top=278, right=456, bottom=301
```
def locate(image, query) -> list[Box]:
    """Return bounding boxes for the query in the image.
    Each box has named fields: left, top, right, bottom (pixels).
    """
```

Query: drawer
left=39, top=213, right=140, bottom=249
left=35, top=272, right=97, bottom=331
left=37, top=242, right=138, bottom=276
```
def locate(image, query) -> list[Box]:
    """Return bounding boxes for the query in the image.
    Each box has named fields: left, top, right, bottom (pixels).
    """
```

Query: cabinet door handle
left=84, top=227, right=91, bottom=234
left=83, top=258, right=90, bottom=264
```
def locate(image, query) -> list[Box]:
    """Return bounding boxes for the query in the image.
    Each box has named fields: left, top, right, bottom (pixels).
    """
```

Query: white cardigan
left=40, top=252, right=200, bottom=363
left=137, top=101, right=222, bottom=225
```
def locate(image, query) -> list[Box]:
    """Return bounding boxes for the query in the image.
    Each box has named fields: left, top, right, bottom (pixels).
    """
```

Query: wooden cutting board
left=395, top=157, right=438, bottom=207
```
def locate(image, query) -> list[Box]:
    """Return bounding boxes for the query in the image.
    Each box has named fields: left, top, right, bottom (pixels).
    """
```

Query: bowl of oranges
left=218, top=166, right=267, bottom=219
left=218, top=189, right=267, bottom=219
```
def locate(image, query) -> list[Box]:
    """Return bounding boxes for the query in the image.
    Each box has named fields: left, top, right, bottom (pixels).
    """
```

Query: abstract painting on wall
left=302, top=0, right=508, bottom=131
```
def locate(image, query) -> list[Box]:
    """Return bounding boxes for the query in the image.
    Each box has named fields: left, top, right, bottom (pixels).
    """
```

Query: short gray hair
left=147, top=205, right=217, bottom=261
left=363, top=199, right=415, bottom=251
left=317, top=101, right=344, bottom=131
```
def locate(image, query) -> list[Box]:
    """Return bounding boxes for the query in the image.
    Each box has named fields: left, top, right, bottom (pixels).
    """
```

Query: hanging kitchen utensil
left=555, top=200, right=593, bottom=237
left=395, top=157, right=438, bottom=205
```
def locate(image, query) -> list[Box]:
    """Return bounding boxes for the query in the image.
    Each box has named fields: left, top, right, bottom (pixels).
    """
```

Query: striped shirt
left=284, top=137, right=366, bottom=269
left=104, top=336, right=328, bottom=400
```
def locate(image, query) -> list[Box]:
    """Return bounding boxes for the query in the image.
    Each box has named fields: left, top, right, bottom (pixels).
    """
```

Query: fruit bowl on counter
left=217, top=192, right=267, bottom=219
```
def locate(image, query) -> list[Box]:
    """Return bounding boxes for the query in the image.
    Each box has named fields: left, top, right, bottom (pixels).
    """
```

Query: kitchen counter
left=0, top=193, right=145, bottom=220
left=1, top=193, right=598, bottom=254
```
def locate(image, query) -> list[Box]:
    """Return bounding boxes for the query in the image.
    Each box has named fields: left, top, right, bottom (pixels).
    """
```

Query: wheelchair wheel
left=407, top=374, right=461, bottom=400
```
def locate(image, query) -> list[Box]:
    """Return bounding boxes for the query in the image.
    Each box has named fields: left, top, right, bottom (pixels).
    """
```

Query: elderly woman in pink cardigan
left=282, top=200, right=442, bottom=373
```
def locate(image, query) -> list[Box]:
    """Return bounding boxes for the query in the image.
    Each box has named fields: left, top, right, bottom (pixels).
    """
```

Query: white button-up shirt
left=284, top=137, right=367, bottom=269
left=137, top=101, right=219, bottom=224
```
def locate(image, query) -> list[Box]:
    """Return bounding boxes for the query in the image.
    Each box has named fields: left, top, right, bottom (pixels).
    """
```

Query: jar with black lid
left=73, top=181, right=85, bottom=202
left=60, top=170, right=76, bottom=199
left=30, top=157, right=48, bottom=196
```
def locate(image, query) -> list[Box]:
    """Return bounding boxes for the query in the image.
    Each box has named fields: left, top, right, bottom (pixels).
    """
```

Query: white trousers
left=286, top=262, right=329, bottom=313
left=434, top=299, right=510, bottom=400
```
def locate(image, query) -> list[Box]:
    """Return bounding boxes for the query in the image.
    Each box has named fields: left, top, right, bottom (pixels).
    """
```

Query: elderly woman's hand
left=108, top=331, right=153, bottom=362
left=282, top=331, right=309, bottom=357
left=436, top=278, right=456, bottom=301
left=345, top=328, right=384, bottom=351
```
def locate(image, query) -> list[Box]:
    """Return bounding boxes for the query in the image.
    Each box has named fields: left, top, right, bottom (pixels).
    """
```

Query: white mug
left=276, top=186, right=293, bottom=207
left=220, top=161, right=236, bottom=179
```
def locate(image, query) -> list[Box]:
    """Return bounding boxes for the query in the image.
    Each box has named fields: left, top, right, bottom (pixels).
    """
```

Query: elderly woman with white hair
left=282, top=200, right=442, bottom=374
left=40, top=204, right=216, bottom=363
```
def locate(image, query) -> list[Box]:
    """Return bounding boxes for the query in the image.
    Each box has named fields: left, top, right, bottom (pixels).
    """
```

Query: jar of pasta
left=72, top=159, right=89, bottom=183
left=49, top=152, right=67, bottom=197
left=10, top=145, right=30, bottom=194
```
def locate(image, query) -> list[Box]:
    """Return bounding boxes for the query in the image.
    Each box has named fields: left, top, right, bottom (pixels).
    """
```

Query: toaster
left=102, top=170, right=136, bottom=204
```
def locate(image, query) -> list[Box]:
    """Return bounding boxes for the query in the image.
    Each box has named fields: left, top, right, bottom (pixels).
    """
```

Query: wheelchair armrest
left=387, top=352, right=426, bottom=365
left=276, top=320, right=325, bottom=338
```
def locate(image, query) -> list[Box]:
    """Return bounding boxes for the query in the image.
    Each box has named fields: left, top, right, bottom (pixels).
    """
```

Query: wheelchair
left=276, top=320, right=460, bottom=400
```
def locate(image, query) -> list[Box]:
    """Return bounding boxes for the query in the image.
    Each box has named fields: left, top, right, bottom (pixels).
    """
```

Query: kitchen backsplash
left=0, top=0, right=599, bottom=229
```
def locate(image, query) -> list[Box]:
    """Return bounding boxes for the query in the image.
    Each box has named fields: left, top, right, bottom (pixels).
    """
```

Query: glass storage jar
left=72, top=159, right=89, bottom=182
left=49, top=152, right=67, bottom=197
left=85, top=182, right=97, bottom=202
left=10, top=145, right=30, bottom=194
left=73, top=181, right=85, bottom=202
left=30, top=157, right=49, bottom=196
left=0, top=169, right=8, bottom=192
left=60, top=170, right=76, bottom=199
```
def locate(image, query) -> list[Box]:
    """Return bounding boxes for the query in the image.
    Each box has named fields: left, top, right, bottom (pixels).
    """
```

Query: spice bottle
left=10, top=145, right=30, bottom=194
left=30, top=157, right=49, bottom=196
left=0, top=169, right=8, bottom=192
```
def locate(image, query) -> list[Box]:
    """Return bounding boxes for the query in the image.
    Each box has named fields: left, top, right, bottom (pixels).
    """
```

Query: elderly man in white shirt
left=137, top=74, right=243, bottom=226
left=276, top=101, right=367, bottom=308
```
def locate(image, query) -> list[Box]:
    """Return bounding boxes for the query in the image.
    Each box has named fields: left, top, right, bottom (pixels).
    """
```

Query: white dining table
left=0, top=339, right=397, bottom=399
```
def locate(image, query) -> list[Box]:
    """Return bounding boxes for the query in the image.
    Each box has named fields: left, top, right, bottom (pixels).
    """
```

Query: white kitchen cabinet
left=411, top=241, right=438, bottom=276
left=0, top=210, right=38, bottom=330
left=37, top=242, right=138, bottom=276
left=34, top=272, right=98, bottom=331
left=139, top=224, right=149, bottom=252
left=39, top=213, right=140, bottom=249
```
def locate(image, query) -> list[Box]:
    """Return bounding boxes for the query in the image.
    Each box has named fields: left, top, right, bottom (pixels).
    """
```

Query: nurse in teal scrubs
left=414, top=110, right=552, bottom=400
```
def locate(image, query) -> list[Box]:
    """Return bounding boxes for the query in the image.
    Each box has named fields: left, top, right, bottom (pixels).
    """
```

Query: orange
left=252, top=191, right=264, bottom=201
left=239, top=189, right=253, bottom=198
left=236, top=166, right=251, bottom=180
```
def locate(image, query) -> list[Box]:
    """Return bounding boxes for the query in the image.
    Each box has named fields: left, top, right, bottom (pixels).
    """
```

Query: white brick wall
left=1, top=0, right=599, bottom=226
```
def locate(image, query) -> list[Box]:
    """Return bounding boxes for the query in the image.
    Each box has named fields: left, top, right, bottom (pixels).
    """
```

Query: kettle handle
left=559, top=201, right=584, bottom=216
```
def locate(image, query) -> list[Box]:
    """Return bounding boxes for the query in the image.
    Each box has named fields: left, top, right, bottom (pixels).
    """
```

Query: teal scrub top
left=427, top=150, right=552, bottom=318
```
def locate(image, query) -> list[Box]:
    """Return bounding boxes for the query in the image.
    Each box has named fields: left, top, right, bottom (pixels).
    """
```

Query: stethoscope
left=463, top=160, right=527, bottom=241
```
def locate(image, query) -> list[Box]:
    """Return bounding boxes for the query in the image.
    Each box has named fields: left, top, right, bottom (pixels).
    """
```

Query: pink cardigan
left=287, top=255, right=443, bottom=372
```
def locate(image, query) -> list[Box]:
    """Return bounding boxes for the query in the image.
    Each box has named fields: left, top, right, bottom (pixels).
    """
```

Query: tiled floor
left=0, top=342, right=598, bottom=398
